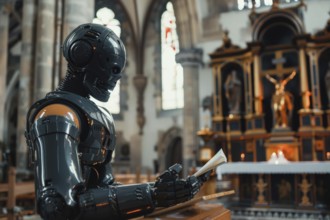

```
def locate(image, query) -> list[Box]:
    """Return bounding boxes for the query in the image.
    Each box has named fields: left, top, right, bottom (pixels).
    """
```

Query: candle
left=240, top=153, right=245, bottom=161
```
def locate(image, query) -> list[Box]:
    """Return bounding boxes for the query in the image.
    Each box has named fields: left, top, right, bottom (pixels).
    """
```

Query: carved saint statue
left=325, top=62, right=330, bottom=108
left=265, top=70, right=296, bottom=128
left=224, top=70, right=242, bottom=116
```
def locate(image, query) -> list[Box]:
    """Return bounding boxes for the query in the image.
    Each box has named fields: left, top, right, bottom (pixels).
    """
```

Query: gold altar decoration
left=255, top=174, right=268, bottom=205
left=299, top=174, right=312, bottom=206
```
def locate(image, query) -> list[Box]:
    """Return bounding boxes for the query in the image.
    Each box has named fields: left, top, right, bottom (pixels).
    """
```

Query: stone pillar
left=16, top=0, right=36, bottom=170
left=52, top=0, right=63, bottom=89
left=0, top=6, right=9, bottom=143
left=33, top=0, right=56, bottom=101
left=176, top=48, right=203, bottom=176
left=60, top=0, right=95, bottom=80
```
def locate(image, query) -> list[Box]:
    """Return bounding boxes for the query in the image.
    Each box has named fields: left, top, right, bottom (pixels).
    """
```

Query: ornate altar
left=199, top=0, right=330, bottom=213
left=217, top=162, right=330, bottom=210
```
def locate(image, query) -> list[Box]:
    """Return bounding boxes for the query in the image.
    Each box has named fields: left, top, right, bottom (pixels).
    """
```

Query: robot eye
left=112, top=66, right=120, bottom=74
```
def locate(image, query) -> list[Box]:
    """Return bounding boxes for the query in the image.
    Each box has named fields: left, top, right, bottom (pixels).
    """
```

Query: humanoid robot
left=25, top=23, right=207, bottom=220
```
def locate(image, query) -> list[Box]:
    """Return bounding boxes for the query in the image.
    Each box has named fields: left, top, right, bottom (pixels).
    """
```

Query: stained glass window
left=161, top=2, right=184, bottom=110
left=93, top=7, right=121, bottom=37
left=91, top=7, right=121, bottom=114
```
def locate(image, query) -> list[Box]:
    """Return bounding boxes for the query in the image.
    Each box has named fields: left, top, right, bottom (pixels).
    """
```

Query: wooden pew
left=0, top=167, right=34, bottom=220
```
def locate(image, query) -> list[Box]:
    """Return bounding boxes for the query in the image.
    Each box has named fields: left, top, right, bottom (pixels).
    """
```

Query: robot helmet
left=63, top=23, right=126, bottom=102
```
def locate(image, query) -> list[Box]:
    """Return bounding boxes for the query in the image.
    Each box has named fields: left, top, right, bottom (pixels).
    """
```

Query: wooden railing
left=0, top=167, right=35, bottom=220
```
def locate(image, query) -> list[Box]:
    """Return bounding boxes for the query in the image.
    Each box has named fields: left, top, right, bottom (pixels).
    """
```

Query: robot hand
left=152, top=164, right=203, bottom=207
left=197, top=169, right=212, bottom=183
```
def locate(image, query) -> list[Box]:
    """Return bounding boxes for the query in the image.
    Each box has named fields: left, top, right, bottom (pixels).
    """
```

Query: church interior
left=0, top=0, right=330, bottom=219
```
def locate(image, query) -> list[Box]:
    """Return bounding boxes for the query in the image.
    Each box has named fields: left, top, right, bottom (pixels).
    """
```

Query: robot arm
left=28, top=104, right=85, bottom=219
left=27, top=103, right=205, bottom=219
left=27, top=103, right=155, bottom=219
left=29, top=109, right=83, bottom=219
left=77, top=164, right=206, bottom=219
left=78, top=183, right=155, bottom=219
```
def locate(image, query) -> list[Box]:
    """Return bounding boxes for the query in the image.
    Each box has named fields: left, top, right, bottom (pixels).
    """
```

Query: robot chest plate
left=79, top=120, right=112, bottom=165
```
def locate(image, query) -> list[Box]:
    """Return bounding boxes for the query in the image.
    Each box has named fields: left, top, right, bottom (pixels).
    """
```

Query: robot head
left=63, top=23, right=126, bottom=102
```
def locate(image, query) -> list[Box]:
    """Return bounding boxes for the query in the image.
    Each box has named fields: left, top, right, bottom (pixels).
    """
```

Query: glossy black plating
left=30, top=116, right=83, bottom=208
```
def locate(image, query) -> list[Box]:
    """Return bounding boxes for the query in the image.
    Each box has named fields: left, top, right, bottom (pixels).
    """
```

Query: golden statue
left=265, top=70, right=296, bottom=128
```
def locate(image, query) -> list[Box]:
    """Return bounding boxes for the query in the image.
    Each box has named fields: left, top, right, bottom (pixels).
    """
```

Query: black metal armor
left=25, top=23, right=206, bottom=220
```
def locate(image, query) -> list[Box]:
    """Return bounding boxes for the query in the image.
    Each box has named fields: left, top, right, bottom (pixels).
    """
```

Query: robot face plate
left=63, top=23, right=126, bottom=102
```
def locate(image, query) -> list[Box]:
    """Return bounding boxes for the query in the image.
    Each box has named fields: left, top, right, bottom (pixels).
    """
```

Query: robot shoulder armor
left=34, top=103, right=80, bottom=129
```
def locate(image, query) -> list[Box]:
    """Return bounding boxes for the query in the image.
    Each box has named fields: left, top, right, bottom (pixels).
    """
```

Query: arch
left=252, top=10, right=305, bottom=43
left=143, top=0, right=176, bottom=114
left=143, top=0, right=197, bottom=115
left=165, top=136, right=183, bottom=169
left=172, top=0, right=199, bottom=48
left=156, top=126, right=182, bottom=173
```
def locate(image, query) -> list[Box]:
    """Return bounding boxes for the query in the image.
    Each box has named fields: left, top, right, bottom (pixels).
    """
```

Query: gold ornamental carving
left=255, top=174, right=268, bottom=205
left=299, top=174, right=312, bottom=206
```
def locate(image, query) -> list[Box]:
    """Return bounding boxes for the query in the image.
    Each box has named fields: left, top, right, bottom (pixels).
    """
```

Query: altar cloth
left=216, top=161, right=330, bottom=175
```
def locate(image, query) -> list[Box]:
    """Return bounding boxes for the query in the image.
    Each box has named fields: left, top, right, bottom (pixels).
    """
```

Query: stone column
left=0, top=5, right=9, bottom=144
left=60, top=0, right=94, bottom=80
left=52, top=0, right=63, bottom=89
left=176, top=48, right=203, bottom=176
left=16, top=0, right=36, bottom=170
left=33, top=0, right=56, bottom=101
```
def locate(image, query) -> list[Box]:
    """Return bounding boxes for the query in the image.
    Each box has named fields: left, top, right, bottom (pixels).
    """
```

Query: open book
left=193, top=148, right=227, bottom=177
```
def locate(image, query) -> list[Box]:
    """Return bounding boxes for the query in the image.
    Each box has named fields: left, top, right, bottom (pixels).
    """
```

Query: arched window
left=91, top=7, right=121, bottom=114
left=161, top=2, right=184, bottom=110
